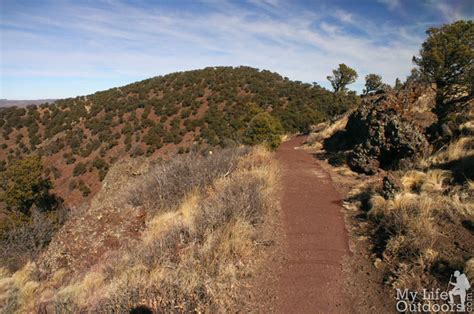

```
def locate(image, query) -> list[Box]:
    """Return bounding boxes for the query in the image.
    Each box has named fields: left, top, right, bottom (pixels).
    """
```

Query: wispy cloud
left=0, top=0, right=467, bottom=98
left=378, top=0, right=401, bottom=11
left=433, top=1, right=473, bottom=22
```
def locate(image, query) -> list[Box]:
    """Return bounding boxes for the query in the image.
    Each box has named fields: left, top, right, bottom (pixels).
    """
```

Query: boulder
left=325, top=88, right=435, bottom=174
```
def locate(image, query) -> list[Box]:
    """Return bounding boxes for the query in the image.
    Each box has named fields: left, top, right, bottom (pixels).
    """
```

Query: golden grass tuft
left=306, top=114, right=349, bottom=148
left=401, top=170, right=426, bottom=192
left=424, top=137, right=474, bottom=166
left=467, top=180, right=474, bottom=191
left=401, top=169, right=451, bottom=193
left=0, top=262, right=41, bottom=313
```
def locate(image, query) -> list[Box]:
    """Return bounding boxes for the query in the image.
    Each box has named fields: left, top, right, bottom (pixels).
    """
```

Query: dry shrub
left=128, top=147, right=250, bottom=215
left=0, top=207, right=68, bottom=272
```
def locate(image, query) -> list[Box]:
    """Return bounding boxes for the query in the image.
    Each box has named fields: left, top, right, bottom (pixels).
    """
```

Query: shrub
left=0, top=206, right=69, bottom=271
left=128, top=146, right=250, bottom=214
left=0, top=155, right=56, bottom=214
left=73, top=162, right=87, bottom=177
left=244, top=112, right=283, bottom=149
left=92, top=157, right=109, bottom=181
left=413, top=20, right=473, bottom=93
left=77, top=180, right=91, bottom=197
left=131, top=146, right=144, bottom=157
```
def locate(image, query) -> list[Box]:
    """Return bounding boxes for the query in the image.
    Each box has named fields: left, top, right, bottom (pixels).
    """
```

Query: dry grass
left=350, top=118, right=474, bottom=293
left=421, top=136, right=474, bottom=167
left=312, top=91, right=474, bottom=303
left=0, top=146, right=280, bottom=313
left=466, top=258, right=474, bottom=283
left=305, top=114, right=349, bottom=149
left=367, top=158, right=473, bottom=292
left=370, top=190, right=458, bottom=291
left=401, top=169, right=451, bottom=193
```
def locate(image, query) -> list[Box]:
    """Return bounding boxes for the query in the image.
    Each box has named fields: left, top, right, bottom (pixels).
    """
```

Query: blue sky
left=0, top=0, right=472, bottom=99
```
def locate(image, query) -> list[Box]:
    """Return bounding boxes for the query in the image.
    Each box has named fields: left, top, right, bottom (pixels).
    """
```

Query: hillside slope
left=0, top=145, right=281, bottom=312
left=0, top=66, right=355, bottom=206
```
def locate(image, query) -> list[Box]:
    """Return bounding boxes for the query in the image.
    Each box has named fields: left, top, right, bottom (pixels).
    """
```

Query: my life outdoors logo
left=395, top=270, right=472, bottom=313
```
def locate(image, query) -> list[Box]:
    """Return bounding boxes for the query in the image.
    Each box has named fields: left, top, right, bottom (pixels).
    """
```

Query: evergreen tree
left=327, top=64, right=358, bottom=93
left=0, top=156, right=54, bottom=214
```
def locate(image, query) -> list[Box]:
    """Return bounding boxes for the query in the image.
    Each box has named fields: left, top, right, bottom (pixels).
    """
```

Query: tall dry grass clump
left=369, top=193, right=438, bottom=290
left=0, top=146, right=280, bottom=313
left=305, top=114, right=350, bottom=149
left=367, top=143, right=474, bottom=292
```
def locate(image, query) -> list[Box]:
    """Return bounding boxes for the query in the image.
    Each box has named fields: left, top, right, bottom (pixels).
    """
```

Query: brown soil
left=272, top=135, right=352, bottom=313
left=315, top=156, right=395, bottom=313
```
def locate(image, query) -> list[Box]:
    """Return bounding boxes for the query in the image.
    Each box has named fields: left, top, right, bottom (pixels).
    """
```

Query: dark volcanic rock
left=325, top=88, right=435, bottom=174
left=381, top=174, right=402, bottom=199
left=347, top=144, right=380, bottom=175
left=345, top=102, right=430, bottom=174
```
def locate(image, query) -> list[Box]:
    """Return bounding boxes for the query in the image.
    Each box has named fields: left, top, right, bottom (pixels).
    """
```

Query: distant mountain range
left=0, top=99, right=57, bottom=107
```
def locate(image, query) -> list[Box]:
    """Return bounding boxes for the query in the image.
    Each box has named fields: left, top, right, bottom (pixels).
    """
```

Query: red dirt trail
left=274, top=135, right=352, bottom=313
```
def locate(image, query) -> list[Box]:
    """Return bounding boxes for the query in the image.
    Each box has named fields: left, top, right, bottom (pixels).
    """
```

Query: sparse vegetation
left=0, top=15, right=471, bottom=313
left=0, top=146, right=280, bottom=312
left=307, top=99, right=473, bottom=308
left=0, top=66, right=354, bottom=205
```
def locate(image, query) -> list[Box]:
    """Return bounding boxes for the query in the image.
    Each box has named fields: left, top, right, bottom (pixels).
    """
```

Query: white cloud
left=333, top=9, right=354, bottom=24
left=1, top=0, right=426, bottom=98
left=434, top=1, right=471, bottom=22
left=377, top=0, right=401, bottom=11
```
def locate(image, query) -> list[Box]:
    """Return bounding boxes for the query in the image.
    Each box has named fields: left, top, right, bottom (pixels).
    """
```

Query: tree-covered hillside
left=0, top=66, right=357, bottom=205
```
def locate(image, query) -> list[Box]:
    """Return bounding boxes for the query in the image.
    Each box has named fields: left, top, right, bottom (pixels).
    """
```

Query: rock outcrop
left=324, top=85, right=437, bottom=174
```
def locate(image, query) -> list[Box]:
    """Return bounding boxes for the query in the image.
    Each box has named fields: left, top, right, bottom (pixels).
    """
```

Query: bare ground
left=253, top=135, right=393, bottom=313
left=272, top=135, right=352, bottom=313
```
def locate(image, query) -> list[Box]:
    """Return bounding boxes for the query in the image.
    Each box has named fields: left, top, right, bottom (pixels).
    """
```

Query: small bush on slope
left=128, top=146, right=250, bottom=214
left=243, top=112, right=283, bottom=150
left=0, top=146, right=280, bottom=313
left=0, top=207, right=68, bottom=272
